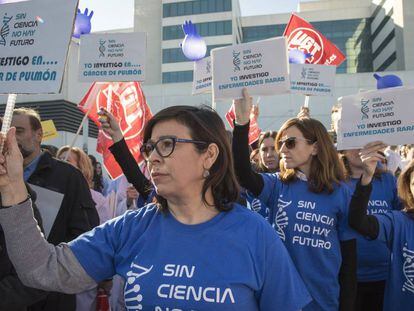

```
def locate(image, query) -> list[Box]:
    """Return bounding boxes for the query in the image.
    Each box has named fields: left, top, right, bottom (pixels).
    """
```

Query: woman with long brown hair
left=255, top=131, right=279, bottom=173
left=56, top=146, right=112, bottom=224
left=232, top=89, right=357, bottom=311
left=349, top=141, right=414, bottom=311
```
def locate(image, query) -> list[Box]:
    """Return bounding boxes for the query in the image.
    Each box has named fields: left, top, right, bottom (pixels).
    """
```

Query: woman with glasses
left=349, top=142, right=414, bottom=311
left=340, top=148, right=402, bottom=311
left=0, top=105, right=311, bottom=310
left=232, top=89, right=357, bottom=311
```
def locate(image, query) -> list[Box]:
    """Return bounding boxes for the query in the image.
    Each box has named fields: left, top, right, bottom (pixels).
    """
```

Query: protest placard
left=337, top=86, right=414, bottom=150
left=79, top=32, right=146, bottom=82
left=0, top=0, right=78, bottom=94
left=41, top=119, right=58, bottom=141
left=290, top=63, right=335, bottom=96
left=192, top=56, right=212, bottom=95
left=211, top=37, right=290, bottom=100
left=29, top=184, right=64, bottom=238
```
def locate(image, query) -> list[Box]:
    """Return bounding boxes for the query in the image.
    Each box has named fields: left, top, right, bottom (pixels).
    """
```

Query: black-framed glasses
left=140, top=137, right=209, bottom=160
left=277, top=137, right=315, bottom=150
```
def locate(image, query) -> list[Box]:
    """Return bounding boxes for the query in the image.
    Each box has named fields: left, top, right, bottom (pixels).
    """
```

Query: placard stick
left=0, top=94, right=17, bottom=153
left=64, top=108, right=92, bottom=161
left=304, top=95, right=310, bottom=108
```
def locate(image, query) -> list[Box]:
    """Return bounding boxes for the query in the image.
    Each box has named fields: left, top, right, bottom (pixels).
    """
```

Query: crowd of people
left=0, top=88, right=413, bottom=311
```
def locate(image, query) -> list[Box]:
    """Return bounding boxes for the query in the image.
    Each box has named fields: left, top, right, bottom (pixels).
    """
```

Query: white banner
left=0, top=0, right=78, bottom=94
left=192, top=56, right=212, bottom=95
left=290, top=63, right=336, bottom=96
left=211, top=37, right=290, bottom=101
left=79, top=32, right=146, bottom=82
left=337, top=86, right=414, bottom=150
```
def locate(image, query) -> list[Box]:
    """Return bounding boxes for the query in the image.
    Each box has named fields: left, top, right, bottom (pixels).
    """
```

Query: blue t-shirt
left=70, top=203, right=312, bottom=310
left=376, top=211, right=414, bottom=311
left=258, top=173, right=355, bottom=311
left=347, top=173, right=402, bottom=282
left=242, top=190, right=271, bottom=222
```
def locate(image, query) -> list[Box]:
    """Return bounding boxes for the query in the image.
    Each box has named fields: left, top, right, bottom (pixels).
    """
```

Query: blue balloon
left=73, top=8, right=94, bottom=39
left=181, top=20, right=206, bottom=61
left=373, top=73, right=403, bottom=89
left=289, top=49, right=312, bottom=64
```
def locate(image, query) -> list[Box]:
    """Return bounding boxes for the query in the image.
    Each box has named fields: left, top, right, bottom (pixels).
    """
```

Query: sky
left=78, top=0, right=306, bottom=33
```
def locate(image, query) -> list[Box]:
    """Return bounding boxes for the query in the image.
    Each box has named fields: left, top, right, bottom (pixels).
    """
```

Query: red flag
left=79, top=82, right=152, bottom=179
left=283, top=14, right=346, bottom=66
left=225, top=104, right=261, bottom=145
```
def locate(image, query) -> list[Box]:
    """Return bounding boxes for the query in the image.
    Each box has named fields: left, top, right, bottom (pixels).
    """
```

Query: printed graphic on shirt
left=368, top=200, right=389, bottom=215
left=273, top=195, right=291, bottom=241
left=124, top=261, right=236, bottom=310
left=124, top=262, right=153, bottom=310
left=292, top=200, right=336, bottom=250
left=402, top=244, right=414, bottom=294
left=249, top=198, right=262, bottom=213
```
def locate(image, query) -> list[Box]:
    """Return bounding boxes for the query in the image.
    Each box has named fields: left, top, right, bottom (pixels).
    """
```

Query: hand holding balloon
left=181, top=20, right=207, bottom=61
left=73, top=8, right=94, bottom=39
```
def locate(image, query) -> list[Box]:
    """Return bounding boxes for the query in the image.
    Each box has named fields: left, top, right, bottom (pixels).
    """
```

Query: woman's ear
left=203, top=143, right=219, bottom=170
left=311, top=142, right=318, bottom=156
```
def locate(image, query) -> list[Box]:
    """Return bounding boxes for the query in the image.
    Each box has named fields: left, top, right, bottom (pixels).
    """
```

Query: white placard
left=79, top=32, right=146, bottom=82
left=212, top=37, right=290, bottom=101
left=290, top=63, right=336, bottom=96
left=337, top=86, right=414, bottom=150
left=0, top=0, right=78, bottom=94
left=29, top=184, right=64, bottom=238
left=192, top=56, right=212, bottom=95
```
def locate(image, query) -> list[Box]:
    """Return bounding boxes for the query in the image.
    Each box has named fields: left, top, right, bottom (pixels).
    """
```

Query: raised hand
left=0, top=128, right=28, bottom=206
left=297, top=106, right=310, bottom=119
left=126, top=185, right=139, bottom=208
left=233, top=88, right=253, bottom=125
left=98, top=108, right=124, bottom=143
left=359, top=141, right=387, bottom=185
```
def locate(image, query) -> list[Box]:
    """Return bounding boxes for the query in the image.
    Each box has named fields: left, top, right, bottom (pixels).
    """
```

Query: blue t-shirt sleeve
left=258, top=173, right=280, bottom=209
left=69, top=212, right=131, bottom=282
left=337, top=184, right=358, bottom=241
left=375, top=212, right=395, bottom=248
left=257, top=225, right=312, bottom=310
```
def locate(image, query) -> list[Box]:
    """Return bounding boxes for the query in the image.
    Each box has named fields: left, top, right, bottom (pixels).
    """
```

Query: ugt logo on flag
left=284, top=14, right=346, bottom=66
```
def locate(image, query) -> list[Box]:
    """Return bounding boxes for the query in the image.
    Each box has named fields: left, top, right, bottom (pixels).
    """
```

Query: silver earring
left=203, top=170, right=210, bottom=178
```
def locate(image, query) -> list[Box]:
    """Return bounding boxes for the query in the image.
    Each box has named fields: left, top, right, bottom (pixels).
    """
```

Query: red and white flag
left=79, top=82, right=152, bottom=179
left=225, top=104, right=261, bottom=145
left=284, top=14, right=346, bottom=66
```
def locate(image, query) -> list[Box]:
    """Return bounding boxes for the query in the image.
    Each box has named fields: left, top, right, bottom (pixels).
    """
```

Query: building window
left=163, top=20, right=232, bottom=40
left=163, top=71, right=194, bottom=83
left=163, top=0, right=232, bottom=18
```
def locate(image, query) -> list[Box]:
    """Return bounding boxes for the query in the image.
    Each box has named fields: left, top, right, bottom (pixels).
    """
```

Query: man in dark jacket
left=11, top=108, right=100, bottom=311
left=0, top=187, right=48, bottom=311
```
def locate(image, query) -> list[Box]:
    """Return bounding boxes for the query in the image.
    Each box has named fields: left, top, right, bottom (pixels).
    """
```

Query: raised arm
left=348, top=141, right=387, bottom=238
left=232, top=88, right=264, bottom=197
left=0, top=128, right=96, bottom=294
left=98, top=108, right=153, bottom=199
